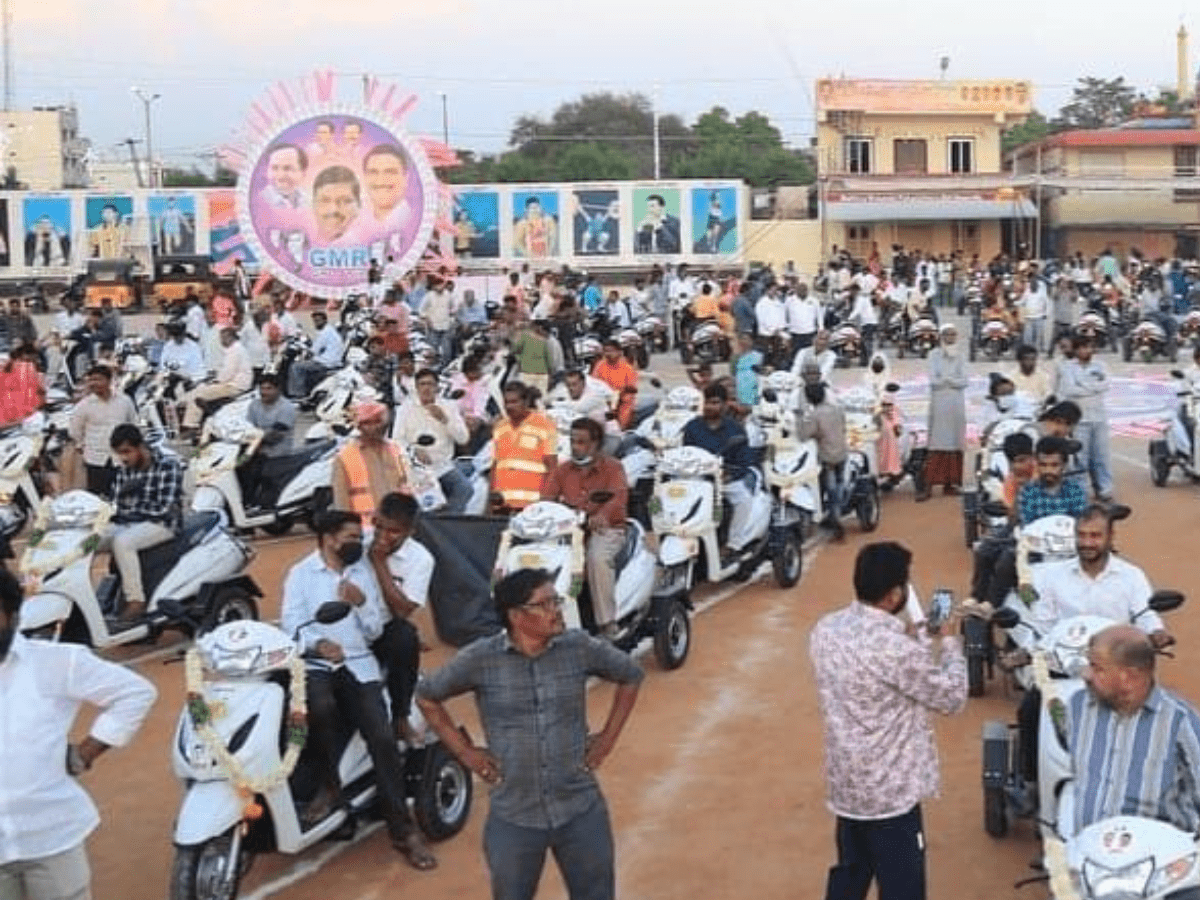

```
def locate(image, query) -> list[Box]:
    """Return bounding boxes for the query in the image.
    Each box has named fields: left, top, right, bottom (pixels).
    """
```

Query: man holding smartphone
left=809, top=542, right=968, bottom=900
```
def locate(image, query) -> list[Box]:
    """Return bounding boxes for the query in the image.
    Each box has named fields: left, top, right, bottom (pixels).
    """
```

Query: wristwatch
left=66, top=744, right=88, bottom=777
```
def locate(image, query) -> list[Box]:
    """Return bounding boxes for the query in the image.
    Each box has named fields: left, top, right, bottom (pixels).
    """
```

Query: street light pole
left=131, top=87, right=161, bottom=188
left=438, top=92, right=449, bottom=147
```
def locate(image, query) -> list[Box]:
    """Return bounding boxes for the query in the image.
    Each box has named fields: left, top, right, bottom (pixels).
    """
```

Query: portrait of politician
left=634, top=193, right=681, bottom=255
left=311, top=166, right=362, bottom=243
left=362, top=144, right=411, bottom=232
left=260, top=144, right=309, bottom=210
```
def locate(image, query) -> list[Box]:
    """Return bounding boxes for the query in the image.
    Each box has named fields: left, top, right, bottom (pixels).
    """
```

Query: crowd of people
left=2, top=243, right=1200, bottom=900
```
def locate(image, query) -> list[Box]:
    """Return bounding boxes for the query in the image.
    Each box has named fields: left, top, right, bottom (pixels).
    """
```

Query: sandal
left=394, top=832, right=437, bottom=871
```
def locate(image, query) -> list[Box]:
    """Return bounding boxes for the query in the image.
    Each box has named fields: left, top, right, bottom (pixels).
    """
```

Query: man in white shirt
left=1019, top=266, right=1049, bottom=353
left=1007, top=344, right=1053, bottom=407
left=419, top=279, right=456, bottom=364
left=184, top=294, right=206, bottom=343
left=755, top=285, right=787, bottom=366
left=239, top=308, right=271, bottom=377
left=67, top=365, right=137, bottom=498
left=158, top=321, right=206, bottom=382
left=786, top=283, right=822, bottom=360
left=547, top=368, right=617, bottom=434
left=792, top=330, right=837, bottom=384
left=0, top=569, right=156, bottom=900
left=287, top=310, right=343, bottom=398
left=280, top=509, right=436, bottom=870
left=181, top=327, right=253, bottom=432
left=53, top=297, right=84, bottom=337
left=848, top=284, right=879, bottom=366
left=394, top=369, right=472, bottom=513
left=271, top=297, right=300, bottom=340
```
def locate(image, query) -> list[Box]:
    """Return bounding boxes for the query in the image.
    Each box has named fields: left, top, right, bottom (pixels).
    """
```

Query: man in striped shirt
left=1070, top=625, right=1200, bottom=849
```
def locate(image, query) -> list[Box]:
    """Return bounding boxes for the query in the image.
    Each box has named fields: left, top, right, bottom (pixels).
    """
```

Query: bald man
left=1069, top=626, right=1200, bottom=851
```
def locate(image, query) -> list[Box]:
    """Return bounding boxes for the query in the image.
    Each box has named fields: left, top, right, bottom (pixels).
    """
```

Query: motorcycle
left=189, top=407, right=338, bottom=536
left=650, top=444, right=783, bottom=593
left=679, top=318, right=729, bottom=365
left=898, top=316, right=939, bottom=359
left=618, top=327, right=649, bottom=370
left=1150, top=368, right=1200, bottom=486
left=18, top=490, right=260, bottom=649
left=753, top=386, right=814, bottom=586
left=169, top=612, right=472, bottom=900
left=828, top=322, right=863, bottom=368
left=969, top=316, right=1017, bottom=362
left=831, top=388, right=883, bottom=532
left=1073, top=308, right=1111, bottom=352
left=1123, top=317, right=1177, bottom=363
left=636, top=314, right=669, bottom=354
left=493, top=499, right=688, bottom=669
left=980, top=590, right=1183, bottom=842
left=1177, top=307, right=1200, bottom=347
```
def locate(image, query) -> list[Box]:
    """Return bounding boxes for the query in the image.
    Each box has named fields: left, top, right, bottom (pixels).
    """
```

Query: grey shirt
left=797, top=400, right=848, bottom=466
left=247, top=396, right=298, bottom=458
left=1056, top=358, right=1109, bottom=423
left=418, top=629, right=644, bottom=829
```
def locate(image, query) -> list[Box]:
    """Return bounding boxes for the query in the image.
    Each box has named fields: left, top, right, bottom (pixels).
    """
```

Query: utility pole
left=438, top=91, right=449, bottom=147
left=2, top=0, right=11, bottom=111
left=652, top=84, right=661, bottom=180
left=131, top=87, right=161, bottom=188
left=123, top=138, right=145, bottom=188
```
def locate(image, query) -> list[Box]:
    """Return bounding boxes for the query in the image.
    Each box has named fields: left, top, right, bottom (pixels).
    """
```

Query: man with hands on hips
left=417, top=569, right=643, bottom=900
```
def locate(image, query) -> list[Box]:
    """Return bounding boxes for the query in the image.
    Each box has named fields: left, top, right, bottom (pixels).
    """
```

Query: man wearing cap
left=332, top=402, right=409, bottom=525
left=180, top=326, right=253, bottom=434
left=916, top=324, right=968, bottom=501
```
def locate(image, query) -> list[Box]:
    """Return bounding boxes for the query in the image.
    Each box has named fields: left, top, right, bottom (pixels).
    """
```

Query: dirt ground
left=56, top=336, right=1200, bottom=900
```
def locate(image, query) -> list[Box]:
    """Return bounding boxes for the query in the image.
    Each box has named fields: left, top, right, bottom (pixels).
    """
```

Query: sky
left=10, top=0, right=1198, bottom=170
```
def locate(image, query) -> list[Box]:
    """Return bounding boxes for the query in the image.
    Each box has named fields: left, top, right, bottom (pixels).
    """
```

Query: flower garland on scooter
left=18, top=497, right=112, bottom=579
left=184, top=648, right=308, bottom=821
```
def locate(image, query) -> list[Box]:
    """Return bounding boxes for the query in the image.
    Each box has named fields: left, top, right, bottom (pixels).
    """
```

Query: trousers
left=1075, top=420, right=1113, bottom=498
left=1023, top=317, right=1046, bottom=352
left=586, top=527, right=624, bottom=627
left=825, top=805, right=926, bottom=900
left=483, top=797, right=614, bottom=900
left=100, top=520, right=175, bottom=607
left=723, top=475, right=755, bottom=552
left=0, top=844, right=91, bottom=900
left=371, top=617, right=420, bottom=725
left=438, top=467, right=474, bottom=515
left=305, top=668, right=415, bottom=843
left=182, top=382, right=241, bottom=428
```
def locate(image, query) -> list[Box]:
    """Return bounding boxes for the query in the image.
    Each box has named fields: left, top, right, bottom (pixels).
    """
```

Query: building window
left=844, top=138, right=872, bottom=174
left=949, top=138, right=974, bottom=174
left=894, top=139, right=928, bottom=175
left=1175, top=145, right=1198, bottom=177
left=845, top=224, right=872, bottom=259
left=952, top=220, right=981, bottom=256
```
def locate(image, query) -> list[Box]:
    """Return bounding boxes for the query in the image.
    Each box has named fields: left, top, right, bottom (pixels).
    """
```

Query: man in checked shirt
left=417, top=568, right=643, bottom=900
left=102, top=424, right=184, bottom=625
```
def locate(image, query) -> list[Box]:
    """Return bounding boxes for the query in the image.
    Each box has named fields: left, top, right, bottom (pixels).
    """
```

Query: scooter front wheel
left=170, top=828, right=250, bottom=900
left=414, top=742, right=473, bottom=842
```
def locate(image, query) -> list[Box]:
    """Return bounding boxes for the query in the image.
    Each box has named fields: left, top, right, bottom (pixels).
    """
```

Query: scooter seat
left=613, top=520, right=644, bottom=573
left=129, top=511, right=221, bottom=600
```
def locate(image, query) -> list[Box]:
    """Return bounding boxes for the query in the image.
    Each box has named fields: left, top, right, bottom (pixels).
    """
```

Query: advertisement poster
left=209, top=190, right=256, bottom=276
left=511, top=190, right=560, bottom=258
left=571, top=189, right=619, bottom=256
left=84, top=195, right=134, bottom=260
left=237, top=113, right=437, bottom=297
left=632, top=187, right=681, bottom=255
left=0, top=199, right=10, bottom=267
left=148, top=193, right=197, bottom=255
left=452, top=191, right=499, bottom=259
left=690, top=186, right=738, bottom=254
left=23, top=196, right=71, bottom=268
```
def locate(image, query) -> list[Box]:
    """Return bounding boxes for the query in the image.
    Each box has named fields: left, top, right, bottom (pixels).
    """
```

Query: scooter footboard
left=174, top=781, right=245, bottom=846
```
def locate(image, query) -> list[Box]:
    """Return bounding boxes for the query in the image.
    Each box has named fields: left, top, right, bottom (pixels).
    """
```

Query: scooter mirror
left=449, top=389, right=465, bottom=400
left=1106, top=503, right=1132, bottom=522
left=650, top=378, right=663, bottom=389
left=885, top=382, right=901, bottom=392
left=761, top=389, right=778, bottom=403
left=589, top=490, right=615, bottom=505
left=416, top=434, right=437, bottom=447
left=1064, top=439, right=1083, bottom=458
left=1148, top=589, right=1185, bottom=613
left=1170, top=369, right=1186, bottom=380
left=315, top=601, right=352, bottom=624
left=991, top=607, right=1021, bottom=630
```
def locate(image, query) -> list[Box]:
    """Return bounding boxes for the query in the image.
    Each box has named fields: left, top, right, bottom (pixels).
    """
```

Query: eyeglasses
left=521, top=595, right=565, bottom=612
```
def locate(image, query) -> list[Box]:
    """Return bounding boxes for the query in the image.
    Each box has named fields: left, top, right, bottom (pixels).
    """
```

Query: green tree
left=670, top=105, right=812, bottom=186
left=1055, top=76, right=1138, bottom=129
left=552, top=143, right=637, bottom=181
left=162, top=165, right=237, bottom=187
left=1002, top=109, right=1053, bottom=154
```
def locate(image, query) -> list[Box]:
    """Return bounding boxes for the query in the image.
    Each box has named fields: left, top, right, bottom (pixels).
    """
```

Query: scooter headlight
left=1148, top=854, right=1197, bottom=894
left=1082, top=856, right=1153, bottom=897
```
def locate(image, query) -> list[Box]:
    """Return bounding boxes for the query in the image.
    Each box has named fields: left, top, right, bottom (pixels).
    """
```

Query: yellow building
left=0, top=107, right=89, bottom=190
left=1009, top=122, right=1200, bottom=259
left=815, top=78, right=1036, bottom=265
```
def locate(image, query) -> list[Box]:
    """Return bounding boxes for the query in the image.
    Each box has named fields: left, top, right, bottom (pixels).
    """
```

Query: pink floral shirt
left=809, top=601, right=967, bottom=820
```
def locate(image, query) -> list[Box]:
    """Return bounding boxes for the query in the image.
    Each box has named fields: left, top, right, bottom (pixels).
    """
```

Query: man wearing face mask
left=542, top=418, right=629, bottom=638
left=0, top=567, right=157, bottom=900
left=280, top=509, right=436, bottom=871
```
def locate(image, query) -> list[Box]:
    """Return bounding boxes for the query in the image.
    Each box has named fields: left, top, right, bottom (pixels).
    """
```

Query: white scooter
left=18, top=490, right=261, bottom=649
left=189, top=407, right=338, bottom=536
left=0, top=412, right=61, bottom=555
left=637, top=385, right=702, bottom=452
left=1150, top=368, right=1200, bottom=486
left=169, top=612, right=472, bottom=900
left=981, top=589, right=1183, bottom=842
left=752, top=384, right=816, bottom=587
left=494, top=499, right=689, bottom=669
left=651, top=444, right=780, bottom=594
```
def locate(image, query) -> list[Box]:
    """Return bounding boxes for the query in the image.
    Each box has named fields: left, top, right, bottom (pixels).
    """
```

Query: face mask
left=337, top=541, right=364, bottom=566
left=0, top=625, right=14, bottom=662
left=571, top=453, right=594, bottom=467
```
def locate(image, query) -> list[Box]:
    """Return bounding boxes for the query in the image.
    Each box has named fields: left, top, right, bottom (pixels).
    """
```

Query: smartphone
left=926, top=589, right=954, bottom=633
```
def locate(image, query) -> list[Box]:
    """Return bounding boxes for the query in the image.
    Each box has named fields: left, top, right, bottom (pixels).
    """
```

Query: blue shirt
left=735, top=351, right=763, bottom=406
left=1017, top=478, right=1087, bottom=525
left=457, top=303, right=488, bottom=327
left=732, top=296, right=756, bottom=336
left=582, top=284, right=602, bottom=313
left=1069, top=684, right=1200, bottom=833
left=682, top=414, right=753, bottom=480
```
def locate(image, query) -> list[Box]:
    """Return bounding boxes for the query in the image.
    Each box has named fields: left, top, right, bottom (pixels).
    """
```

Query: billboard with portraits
left=23, top=196, right=71, bottom=269
left=571, top=189, right=619, bottom=256
left=84, top=195, right=134, bottom=260
left=237, top=111, right=438, bottom=298
left=690, top=186, right=739, bottom=255
left=149, top=193, right=197, bottom=255
left=511, top=190, right=560, bottom=259
left=452, top=191, right=499, bottom=259
left=631, top=187, right=682, bottom=256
